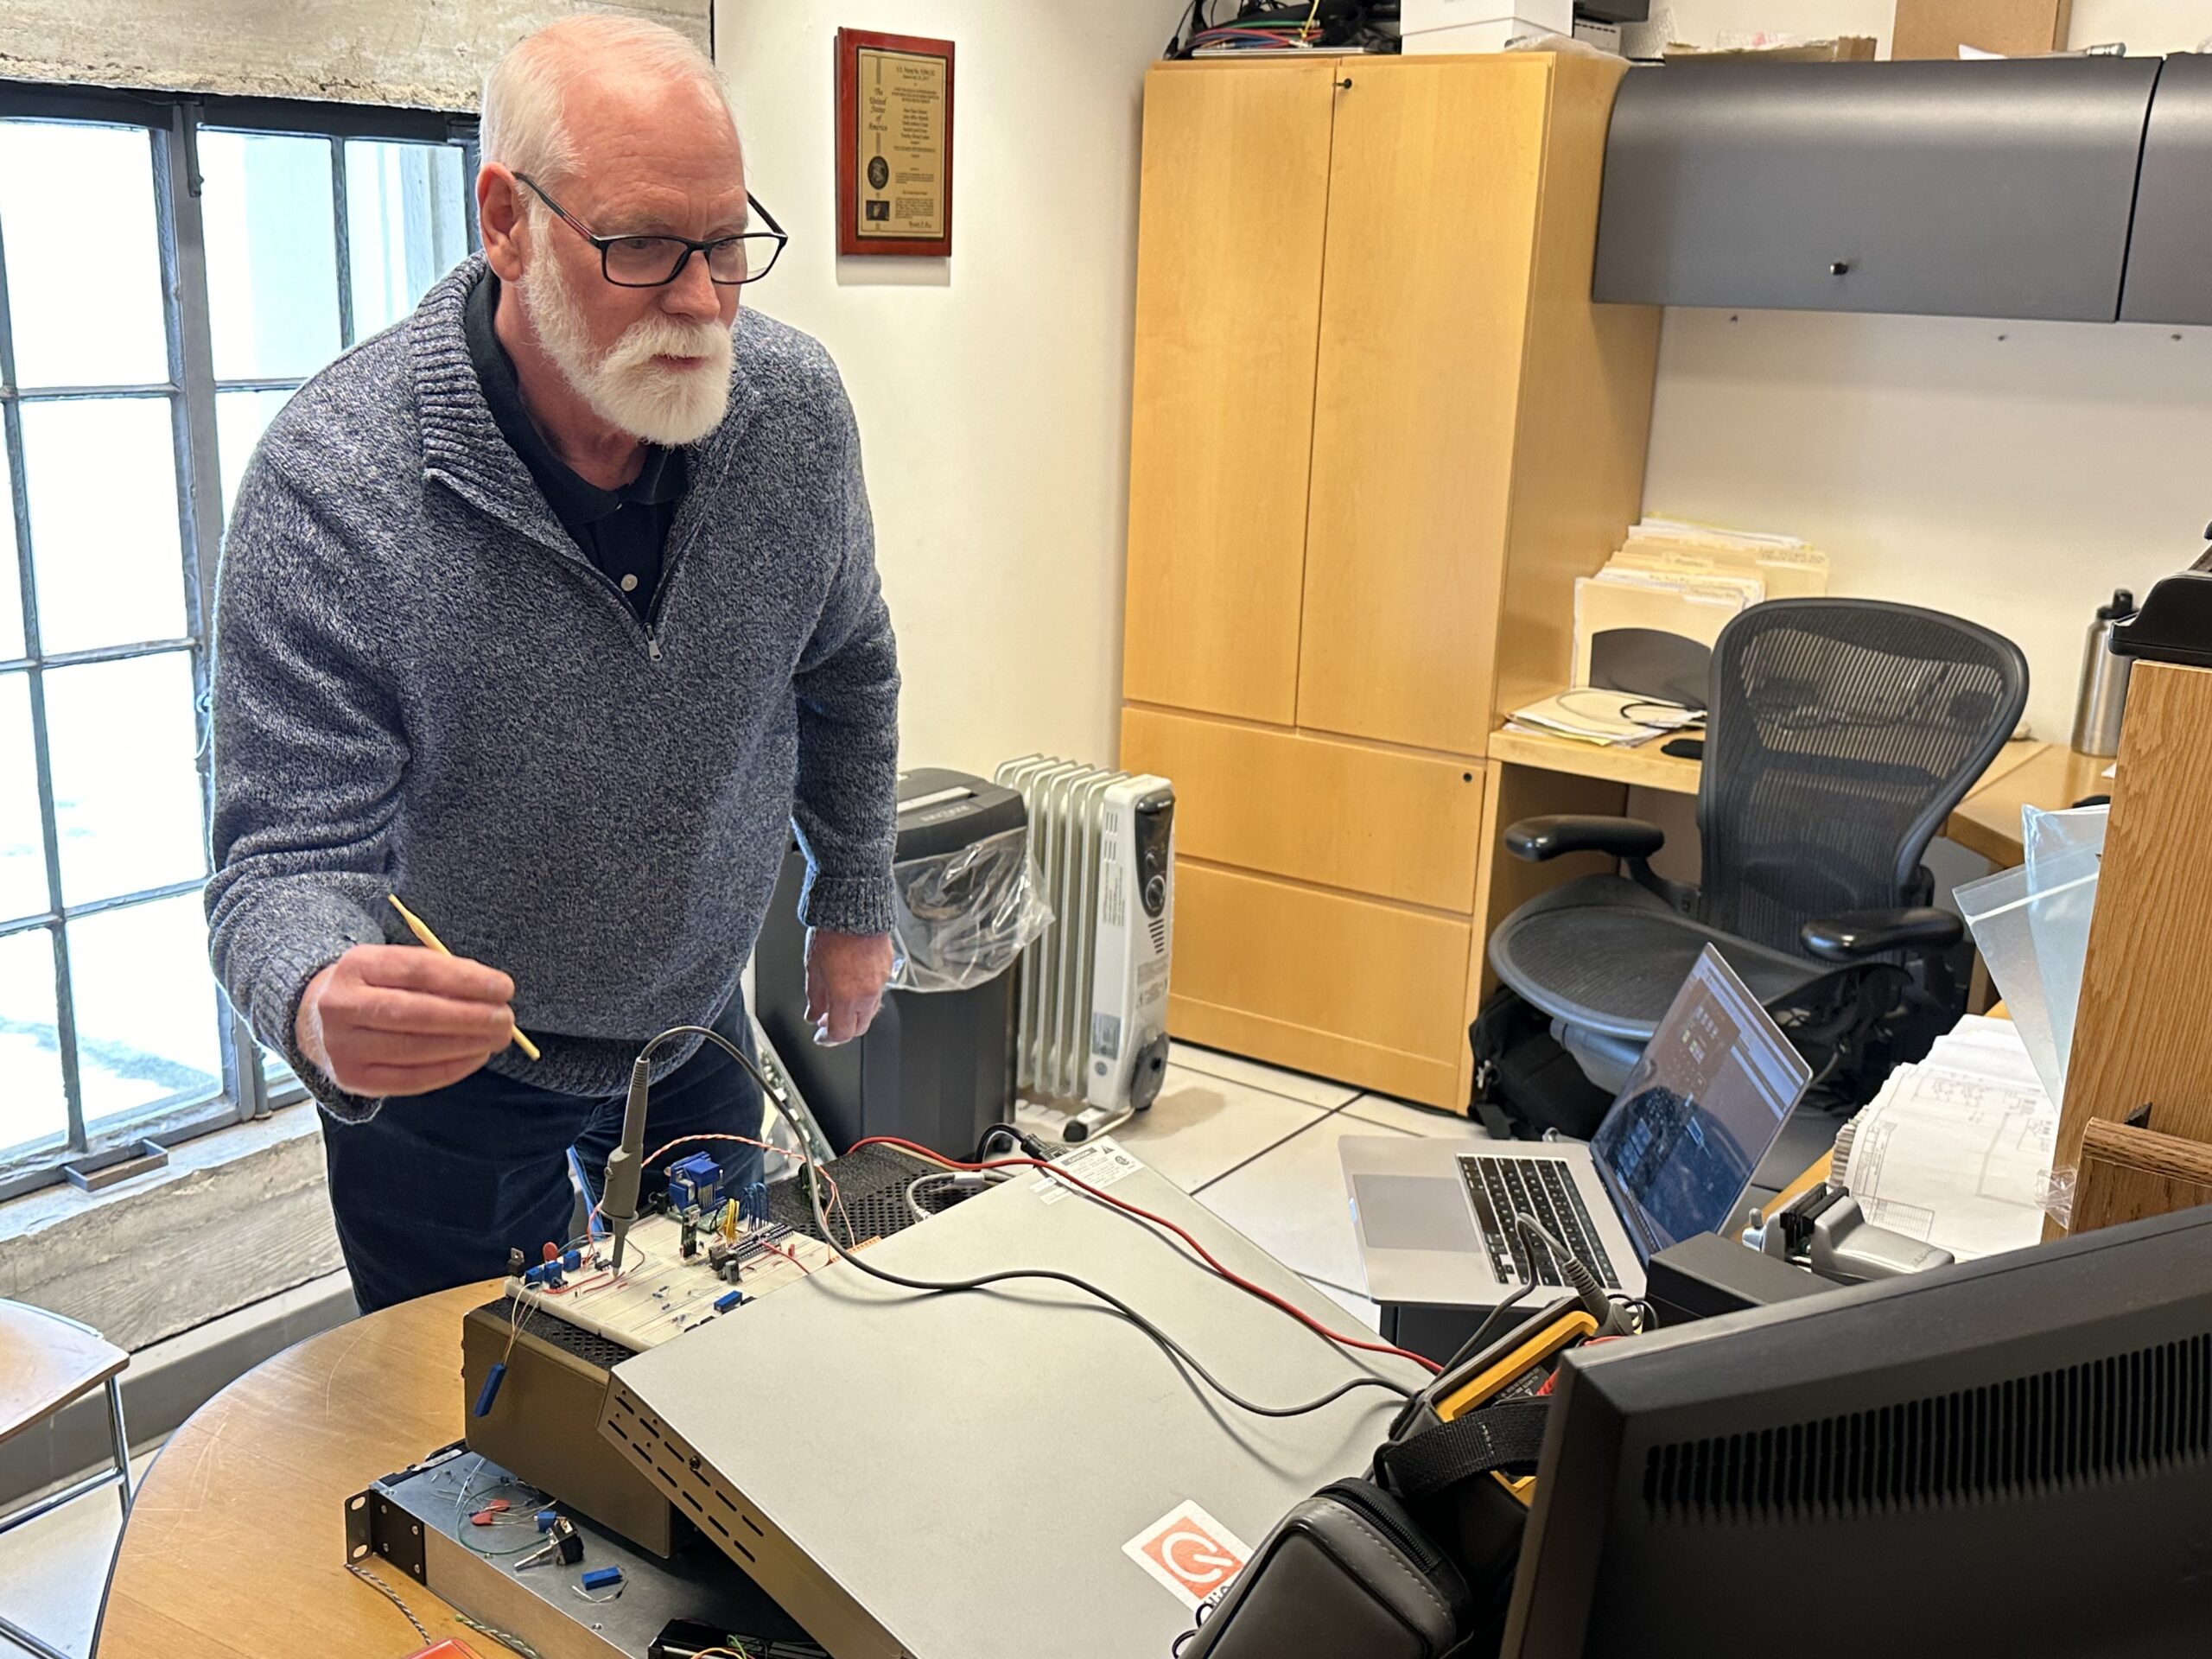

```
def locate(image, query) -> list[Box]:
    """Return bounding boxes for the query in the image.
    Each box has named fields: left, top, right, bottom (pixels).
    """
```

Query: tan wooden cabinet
left=1121, top=61, right=1337, bottom=725
left=1120, top=51, right=1661, bottom=1109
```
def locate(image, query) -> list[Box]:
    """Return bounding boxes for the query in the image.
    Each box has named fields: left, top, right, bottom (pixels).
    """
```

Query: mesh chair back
left=1697, top=600, right=2028, bottom=956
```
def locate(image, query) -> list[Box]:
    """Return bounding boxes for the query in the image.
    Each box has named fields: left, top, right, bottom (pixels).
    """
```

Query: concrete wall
left=1640, top=2, right=2212, bottom=741
left=0, top=0, right=707, bottom=107
left=716, top=2, right=1184, bottom=777
left=0, top=1112, right=341, bottom=1351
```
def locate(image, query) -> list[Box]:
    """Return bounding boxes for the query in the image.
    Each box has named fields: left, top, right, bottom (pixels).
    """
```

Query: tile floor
left=0, top=1449, right=157, bottom=1657
left=0, top=1043, right=1487, bottom=1652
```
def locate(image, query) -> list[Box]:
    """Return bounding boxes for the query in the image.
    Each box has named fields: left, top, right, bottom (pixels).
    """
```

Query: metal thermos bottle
left=2069, top=589, right=2137, bottom=757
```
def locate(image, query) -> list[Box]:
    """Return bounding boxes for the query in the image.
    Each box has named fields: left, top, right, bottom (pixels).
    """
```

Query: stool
left=0, top=1300, right=131, bottom=1659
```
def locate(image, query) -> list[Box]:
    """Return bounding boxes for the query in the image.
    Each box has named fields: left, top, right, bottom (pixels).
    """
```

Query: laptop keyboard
left=1459, top=1155, right=1623, bottom=1291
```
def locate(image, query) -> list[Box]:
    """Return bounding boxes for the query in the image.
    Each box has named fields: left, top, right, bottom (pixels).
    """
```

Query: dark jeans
left=321, top=1020, right=765, bottom=1313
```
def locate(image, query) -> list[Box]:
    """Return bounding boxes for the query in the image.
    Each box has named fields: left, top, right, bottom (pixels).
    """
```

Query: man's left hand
left=804, top=928, right=896, bottom=1046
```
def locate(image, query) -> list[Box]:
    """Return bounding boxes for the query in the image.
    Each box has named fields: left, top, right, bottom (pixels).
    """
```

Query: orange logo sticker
left=1122, top=1501, right=1253, bottom=1611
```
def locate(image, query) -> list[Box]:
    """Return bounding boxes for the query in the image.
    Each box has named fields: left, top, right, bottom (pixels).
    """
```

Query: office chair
left=1489, top=599, right=2029, bottom=1105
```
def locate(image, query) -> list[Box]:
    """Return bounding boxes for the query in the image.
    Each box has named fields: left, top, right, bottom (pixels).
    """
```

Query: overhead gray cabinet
left=1593, top=58, right=2160, bottom=321
left=2121, top=54, right=2212, bottom=326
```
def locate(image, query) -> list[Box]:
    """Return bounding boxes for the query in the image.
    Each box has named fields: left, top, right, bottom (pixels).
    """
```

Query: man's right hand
left=296, top=944, right=519, bottom=1096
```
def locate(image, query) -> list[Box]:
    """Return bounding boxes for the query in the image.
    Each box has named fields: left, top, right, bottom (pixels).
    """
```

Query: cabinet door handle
left=1338, top=77, right=1354, bottom=90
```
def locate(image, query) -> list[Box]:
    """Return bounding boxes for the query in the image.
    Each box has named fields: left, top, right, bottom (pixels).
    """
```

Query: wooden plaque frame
left=835, top=27, right=955, bottom=257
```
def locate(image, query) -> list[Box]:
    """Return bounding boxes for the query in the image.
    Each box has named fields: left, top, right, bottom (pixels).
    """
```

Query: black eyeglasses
left=516, top=174, right=789, bottom=288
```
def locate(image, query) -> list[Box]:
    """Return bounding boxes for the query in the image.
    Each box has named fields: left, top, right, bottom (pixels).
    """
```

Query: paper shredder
left=757, top=768, right=1027, bottom=1159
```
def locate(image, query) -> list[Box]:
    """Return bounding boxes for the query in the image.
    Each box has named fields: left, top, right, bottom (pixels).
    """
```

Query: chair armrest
left=1800, top=907, right=1964, bottom=963
left=1504, top=816, right=1667, bottom=864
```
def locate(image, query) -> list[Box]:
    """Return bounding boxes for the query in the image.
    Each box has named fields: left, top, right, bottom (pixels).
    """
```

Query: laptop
left=1343, top=945, right=1813, bottom=1307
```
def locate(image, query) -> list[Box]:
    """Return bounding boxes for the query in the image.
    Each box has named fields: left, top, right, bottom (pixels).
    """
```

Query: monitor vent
left=1643, top=1331, right=2212, bottom=1523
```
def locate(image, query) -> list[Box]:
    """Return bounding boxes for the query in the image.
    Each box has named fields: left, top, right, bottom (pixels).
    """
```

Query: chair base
left=0, top=1374, right=131, bottom=1659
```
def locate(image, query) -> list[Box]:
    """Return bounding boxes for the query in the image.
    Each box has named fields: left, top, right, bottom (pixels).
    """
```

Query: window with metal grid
left=0, top=82, right=479, bottom=1198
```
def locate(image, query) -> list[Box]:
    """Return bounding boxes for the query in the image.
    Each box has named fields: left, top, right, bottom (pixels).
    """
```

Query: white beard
left=518, top=241, right=734, bottom=447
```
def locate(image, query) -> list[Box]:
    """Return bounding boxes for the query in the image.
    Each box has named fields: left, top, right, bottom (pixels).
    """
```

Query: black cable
left=1513, top=1211, right=1634, bottom=1338
left=975, top=1120, right=1055, bottom=1162
left=1437, top=1276, right=1537, bottom=1378
left=1166, top=0, right=1208, bottom=56
left=630, top=1026, right=1417, bottom=1417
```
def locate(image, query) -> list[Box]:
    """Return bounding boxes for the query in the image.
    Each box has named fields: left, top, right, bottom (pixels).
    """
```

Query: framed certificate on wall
left=835, top=28, right=955, bottom=257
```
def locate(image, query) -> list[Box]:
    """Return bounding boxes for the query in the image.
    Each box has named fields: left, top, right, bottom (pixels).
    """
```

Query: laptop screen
left=1589, top=944, right=1813, bottom=1264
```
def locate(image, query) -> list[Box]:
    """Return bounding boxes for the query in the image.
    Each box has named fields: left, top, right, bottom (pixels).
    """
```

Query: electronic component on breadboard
left=506, top=1211, right=834, bottom=1351
left=666, top=1151, right=724, bottom=1211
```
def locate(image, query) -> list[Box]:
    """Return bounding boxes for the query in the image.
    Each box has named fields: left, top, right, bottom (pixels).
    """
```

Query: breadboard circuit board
left=507, top=1213, right=835, bottom=1351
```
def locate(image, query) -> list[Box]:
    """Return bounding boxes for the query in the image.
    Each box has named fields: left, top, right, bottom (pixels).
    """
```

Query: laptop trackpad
left=1354, top=1174, right=1481, bottom=1253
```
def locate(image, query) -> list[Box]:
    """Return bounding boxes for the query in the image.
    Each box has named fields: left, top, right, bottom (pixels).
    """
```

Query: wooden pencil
left=387, top=893, right=543, bottom=1061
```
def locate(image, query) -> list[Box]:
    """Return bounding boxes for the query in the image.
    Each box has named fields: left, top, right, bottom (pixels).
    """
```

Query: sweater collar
left=410, top=254, right=756, bottom=533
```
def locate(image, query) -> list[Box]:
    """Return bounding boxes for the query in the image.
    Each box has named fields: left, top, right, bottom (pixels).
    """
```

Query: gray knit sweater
left=205, top=257, right=900, bottom=1122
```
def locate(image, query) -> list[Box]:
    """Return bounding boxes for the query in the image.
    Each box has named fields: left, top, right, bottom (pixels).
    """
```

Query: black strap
left=1375, top=1402, right=1551, bottom=1502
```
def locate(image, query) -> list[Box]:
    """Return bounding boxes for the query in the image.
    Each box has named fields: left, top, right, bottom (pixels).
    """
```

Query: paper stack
left=1834, top=1016, right=2057, bottom=1262
left=1572, top=518, right=1830, bottom=706
left=1504, top=688, right=1694, bottom=747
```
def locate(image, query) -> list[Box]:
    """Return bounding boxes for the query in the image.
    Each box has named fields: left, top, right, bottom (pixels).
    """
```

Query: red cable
left=847, top=1135, right=1441, bottom=1377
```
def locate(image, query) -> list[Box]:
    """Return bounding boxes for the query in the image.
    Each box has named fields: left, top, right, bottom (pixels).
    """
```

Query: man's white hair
left=480, top=12, right=739, bottom=188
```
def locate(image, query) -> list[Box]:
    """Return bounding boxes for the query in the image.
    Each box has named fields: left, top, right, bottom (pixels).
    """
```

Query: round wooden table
left=95, top=1280, right=500, bottom=1657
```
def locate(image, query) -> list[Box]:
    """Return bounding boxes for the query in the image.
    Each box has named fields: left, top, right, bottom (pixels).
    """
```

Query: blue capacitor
left=536, top=1509, right=558, bottom=1532
left=562, top=1249, right=582, bottom=1273
left=472, top=1361, right=507, bottom=1418
left=540, top=1259, right=565, bottom=1288
left=581, top=1567, right=624, bottom=1592
left=714, top=1288, right=746, bottom=1313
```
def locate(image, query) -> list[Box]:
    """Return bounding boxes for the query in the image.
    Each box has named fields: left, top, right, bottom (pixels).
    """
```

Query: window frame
left=0, top=81, right=479, bottom=1200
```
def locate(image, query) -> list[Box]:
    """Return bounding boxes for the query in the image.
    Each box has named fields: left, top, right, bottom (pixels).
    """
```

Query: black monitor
left=1504, top=1206, right=2212, bottom=1657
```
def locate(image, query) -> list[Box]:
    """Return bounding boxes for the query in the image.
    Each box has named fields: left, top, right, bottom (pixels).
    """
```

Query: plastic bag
left=2021, top=803, right=2107, bottom=1098
left=2042, top=1165, right=2078, bottom=1232
left=1955, top=861, right=2068, bottom=1108
left=886, top=825, right=1052, bottom=994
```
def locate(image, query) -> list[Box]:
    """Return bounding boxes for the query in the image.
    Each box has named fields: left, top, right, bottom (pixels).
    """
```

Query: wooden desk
left=1943, top=742, right=2111, bottom=868
left=1488, top=725, right=2075, bottom=866
left=96, top=1281, right=495, bottom=1658
left=1486, top=722, right=1704, bottom=795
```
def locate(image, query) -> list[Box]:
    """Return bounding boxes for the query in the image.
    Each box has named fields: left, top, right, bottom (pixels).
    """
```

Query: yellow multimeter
left=1426, top=1296, right=1598, bottom=1508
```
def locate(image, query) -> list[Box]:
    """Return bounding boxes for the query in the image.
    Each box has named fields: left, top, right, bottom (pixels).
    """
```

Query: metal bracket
left=61, top=1139, right=169, bottom=1192
left=345, top=1485, right=429, bottom=1584
left=345, top=1442, right=473, bottom=1585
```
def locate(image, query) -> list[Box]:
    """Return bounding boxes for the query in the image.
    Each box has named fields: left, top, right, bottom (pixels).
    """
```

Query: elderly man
left=206, top=16, right=899, bottom=1313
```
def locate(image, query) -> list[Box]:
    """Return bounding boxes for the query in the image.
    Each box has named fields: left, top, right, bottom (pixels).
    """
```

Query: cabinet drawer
left=1169, top=861, right=1471, bottom=1109
left=1122, top=706, right=1484, bottom=912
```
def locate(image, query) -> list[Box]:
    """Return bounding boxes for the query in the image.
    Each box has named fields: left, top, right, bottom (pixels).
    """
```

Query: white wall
left=717, top=3, right=1181, bottom=779
left=1641, top=2, right=2212, bottom=741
